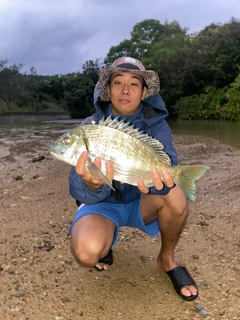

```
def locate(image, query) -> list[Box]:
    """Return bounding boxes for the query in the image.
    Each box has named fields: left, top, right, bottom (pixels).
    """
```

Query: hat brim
left=99, top=66, right=160, bottom=101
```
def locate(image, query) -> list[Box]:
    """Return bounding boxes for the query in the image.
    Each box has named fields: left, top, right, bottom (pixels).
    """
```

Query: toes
left=181, top=285, right=197, bottom=297
left=95, top=263, right=108, bottom=270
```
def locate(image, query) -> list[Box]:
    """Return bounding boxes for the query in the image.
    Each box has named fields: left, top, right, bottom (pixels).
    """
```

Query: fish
left=50, top=117, right=209, bottom=201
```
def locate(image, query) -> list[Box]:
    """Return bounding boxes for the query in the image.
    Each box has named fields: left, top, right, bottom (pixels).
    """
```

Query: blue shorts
left=68, top=196, right=160, bottom=245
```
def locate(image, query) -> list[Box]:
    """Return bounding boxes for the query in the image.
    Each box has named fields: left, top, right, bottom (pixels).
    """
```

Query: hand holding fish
left=137, top=168, right=170, bottom=194
left=75, top=151, right=114, bottom=192
left=137, top=167, right=177, bottom=193
left=138, top=168, right=187, bottom=214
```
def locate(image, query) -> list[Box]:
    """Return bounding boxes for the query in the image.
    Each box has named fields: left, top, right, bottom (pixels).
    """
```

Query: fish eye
left=63, top=137, right=71, bottom=145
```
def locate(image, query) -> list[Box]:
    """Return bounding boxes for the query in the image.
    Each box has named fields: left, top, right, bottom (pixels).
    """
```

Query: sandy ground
left=0, top=132, right=240, bottom=320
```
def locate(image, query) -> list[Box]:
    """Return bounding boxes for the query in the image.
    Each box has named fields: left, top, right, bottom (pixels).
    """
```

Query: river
left=0, top=119, right=240, bottom=157
left=168, top=119, right=240, bottom=150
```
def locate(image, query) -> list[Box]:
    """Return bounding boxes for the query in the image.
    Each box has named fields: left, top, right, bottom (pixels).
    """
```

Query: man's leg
left=139, top=169, right=198, bottom=299
left=70, top=214, right=116, bottom=269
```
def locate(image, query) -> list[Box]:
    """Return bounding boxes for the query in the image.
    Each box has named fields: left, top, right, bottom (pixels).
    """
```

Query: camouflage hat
left=99, top=57, right=160, bottom=101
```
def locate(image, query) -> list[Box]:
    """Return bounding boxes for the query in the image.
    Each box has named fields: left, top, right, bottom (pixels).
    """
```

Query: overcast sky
left=0, top=0, right=239, bottom=76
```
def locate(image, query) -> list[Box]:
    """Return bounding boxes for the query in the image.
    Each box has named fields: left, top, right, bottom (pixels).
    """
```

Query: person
left=68, top=56, right=198, bottom=301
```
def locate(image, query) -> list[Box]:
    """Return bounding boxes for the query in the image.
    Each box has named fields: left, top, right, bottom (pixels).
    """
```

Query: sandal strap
left=166, top=266, right=198, bottom=301
left=98, top=248, right=113, bottom=266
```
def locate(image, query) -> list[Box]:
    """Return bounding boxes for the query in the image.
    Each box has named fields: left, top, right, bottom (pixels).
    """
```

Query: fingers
left=138, top=168, right=175, bottom=194
left=76, top=152, right=114, bottom=187
left=76, top=152, right=102, bottom=175
left=137, top=179, right=149, bottom=194
left=105, top=160, right=114, bottom=182
left=93, top=156, right=101, bottom=169
left=137, top=169, right=165, bottom=194
left=160, top=169, right=175, bottom=188
left=151, top=168, right=164, bottom=190
left=75, top=151, right=88, bottom=176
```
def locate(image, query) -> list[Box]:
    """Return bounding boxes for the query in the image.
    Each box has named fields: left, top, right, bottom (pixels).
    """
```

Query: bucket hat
left=99, top=57, right=160, bottom=101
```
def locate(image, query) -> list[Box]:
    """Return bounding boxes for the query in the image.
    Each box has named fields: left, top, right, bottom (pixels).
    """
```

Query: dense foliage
left=1, top=18, right=240, bottom=120
left=0, top=59, right=100, bottom=118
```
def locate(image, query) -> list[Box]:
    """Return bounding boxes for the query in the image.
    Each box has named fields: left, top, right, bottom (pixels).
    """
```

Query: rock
left=32, top=153, right=45, bottom=162
left=192, top=254, right=199, bottom=259
left=202, top=280, right=209, bottom=286
left=61, top=296, right=71, bottom=303
left=13, top=175, right=23, bottom=181
left=140, top=255, right=148, bottom=262
left=196, top=303, right=208, bottom=316
left=20, top=196, right=30, bottom=200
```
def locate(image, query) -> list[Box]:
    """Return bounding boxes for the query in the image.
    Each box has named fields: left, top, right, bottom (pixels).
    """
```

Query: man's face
left=107, top=72, right=147, bottom=116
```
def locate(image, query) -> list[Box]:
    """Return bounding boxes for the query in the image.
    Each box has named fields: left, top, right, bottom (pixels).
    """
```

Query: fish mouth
left=50, top=150, right=64, bottom=161
left=49, top=145, right=58, bottom=153
left=49, top=145, right=63, bottom=156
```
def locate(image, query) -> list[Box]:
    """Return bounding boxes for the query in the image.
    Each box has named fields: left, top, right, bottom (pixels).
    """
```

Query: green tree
left=104, top=19, right=187, bottom=111
left=0, top=62, right=25, bottom=111
left=82, top=59, right=101, bottom=83
left=224, top=75, right=240, bottom=121
left=63, top=72, right=95, bottom=118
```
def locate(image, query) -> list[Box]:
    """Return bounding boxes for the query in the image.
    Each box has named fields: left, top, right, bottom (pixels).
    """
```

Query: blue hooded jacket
left=69, top=90, right=178, bottom=205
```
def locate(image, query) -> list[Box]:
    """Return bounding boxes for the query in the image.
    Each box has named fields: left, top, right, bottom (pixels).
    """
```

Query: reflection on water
left=168, top=119, right=240, bottom=150
left=0, top=120, right=82, bottom=165
left=0, top=120, right=82, bottom=147
left=0, top=119, right=240, bottom=152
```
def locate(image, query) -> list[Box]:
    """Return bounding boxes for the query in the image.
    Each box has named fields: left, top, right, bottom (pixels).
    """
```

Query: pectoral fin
left=86, top=158, right=115, bottom=191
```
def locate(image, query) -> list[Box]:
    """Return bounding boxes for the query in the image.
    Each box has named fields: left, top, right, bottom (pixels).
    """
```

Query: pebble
left=192, top=254, right=199, bottom=259
left=32, top=153, right=45, bottom=162
left=61, top=296, right=71, bottom=303
left=14, top=175, right=23, bottom=181
left=202, top=280, right=209, bottom=286
left=196, top=303, right=208, bottom=316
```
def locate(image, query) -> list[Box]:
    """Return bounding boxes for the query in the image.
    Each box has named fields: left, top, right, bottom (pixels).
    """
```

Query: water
left=0, top=119, right=240, bottom=154
left=0, top=120, right=82, bottom=162
left=168, top=119, right=240, bottom=150
left=0, top=119, right=81, bottom=147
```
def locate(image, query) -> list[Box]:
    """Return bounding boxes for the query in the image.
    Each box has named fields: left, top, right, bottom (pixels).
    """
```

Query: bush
left=223, top=75, right=240, bottom=121
left=174, top=81, right=240, bottom=121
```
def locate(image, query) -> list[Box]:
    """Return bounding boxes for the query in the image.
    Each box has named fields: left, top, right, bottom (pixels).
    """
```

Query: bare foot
left=95, top=262, right=110, bottom=271
left=94, top=249, right=113, bottom=271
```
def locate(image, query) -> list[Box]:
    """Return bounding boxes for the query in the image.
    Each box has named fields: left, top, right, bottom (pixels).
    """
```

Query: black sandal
left=166, top=266, right=198, bottom=301
left=94, top=249, right=113, bottom=271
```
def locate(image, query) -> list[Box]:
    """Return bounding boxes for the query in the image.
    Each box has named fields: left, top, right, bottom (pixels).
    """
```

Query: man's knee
left=163, top=195, right=187, bottom=216
left=70, top=238, right=103, bottom=267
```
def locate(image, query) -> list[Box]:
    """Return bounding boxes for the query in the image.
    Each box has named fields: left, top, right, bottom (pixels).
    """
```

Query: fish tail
left=172, top=165, right=209, bottom=201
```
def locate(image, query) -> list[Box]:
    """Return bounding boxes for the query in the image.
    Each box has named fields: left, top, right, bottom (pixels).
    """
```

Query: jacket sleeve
left=151, top=119, right=178, bottom=166
left=148, top=119, right=178, bottom=196
left=69, top=166, right=112, bottom=204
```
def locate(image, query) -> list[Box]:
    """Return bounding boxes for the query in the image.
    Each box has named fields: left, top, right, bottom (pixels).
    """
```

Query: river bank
left=0, top=133, right=240, bottom=319
left=0, top=112, right=71, bottom=124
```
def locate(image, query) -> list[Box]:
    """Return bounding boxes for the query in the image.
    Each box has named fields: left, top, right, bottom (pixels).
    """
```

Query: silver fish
left=50, top=117, right=209, bottom=200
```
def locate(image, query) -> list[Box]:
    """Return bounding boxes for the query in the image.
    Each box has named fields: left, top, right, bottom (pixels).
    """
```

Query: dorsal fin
left=98, top=116, right=171, bottom=165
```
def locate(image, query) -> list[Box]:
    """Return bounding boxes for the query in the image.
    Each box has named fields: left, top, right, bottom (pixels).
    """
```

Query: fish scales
left=81, top=124, right=163, bottom=185
left=50, top=117, right=209, bottom=200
